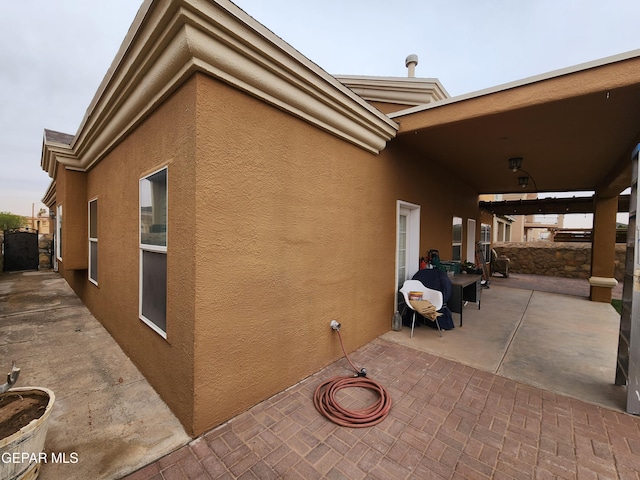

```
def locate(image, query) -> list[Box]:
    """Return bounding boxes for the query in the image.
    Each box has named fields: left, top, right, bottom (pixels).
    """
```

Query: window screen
left=89, top=199, right=98, bottom=284
left=139, top=167, right=168, bottom=337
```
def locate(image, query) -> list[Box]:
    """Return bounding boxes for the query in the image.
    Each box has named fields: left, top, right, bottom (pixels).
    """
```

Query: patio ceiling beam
left=480, top=194, right=630, bottom=216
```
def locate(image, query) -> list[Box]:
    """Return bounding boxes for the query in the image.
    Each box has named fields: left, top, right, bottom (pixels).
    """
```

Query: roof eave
left=335, top=75, right=450, bottom=106
left=41, top=0, right=398, bottom=180
left=389, top=48, right=640, bottom=127
left=41, top=180, right=57, bottom=208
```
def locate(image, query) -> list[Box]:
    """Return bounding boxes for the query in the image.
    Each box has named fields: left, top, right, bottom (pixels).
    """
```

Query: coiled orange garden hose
left=313, top=327, right=392, bottom=427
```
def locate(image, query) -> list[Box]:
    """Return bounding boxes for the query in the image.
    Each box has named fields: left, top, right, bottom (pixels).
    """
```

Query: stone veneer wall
left=38, top=234, right=53, bottom=270
left=494, top=242, right=626, bottom=282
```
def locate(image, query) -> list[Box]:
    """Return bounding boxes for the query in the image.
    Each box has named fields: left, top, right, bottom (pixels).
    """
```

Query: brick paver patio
left=123, top=338, right=640, bottom=479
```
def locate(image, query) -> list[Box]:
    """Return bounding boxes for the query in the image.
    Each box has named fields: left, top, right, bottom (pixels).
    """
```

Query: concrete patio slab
left=497, top=289, right=625, bottom=412
left=0, top=271, right=190, bottom=480
left=384, top=286, right=533, bottom=373
left=382, top=282, right=626, bottom=413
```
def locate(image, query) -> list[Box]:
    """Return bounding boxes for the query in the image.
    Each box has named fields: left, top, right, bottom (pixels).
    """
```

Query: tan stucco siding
left=384, top=141, right=482, bottom=259
left=61, top=77, right=199, bottom=433
left=189, top=74, right=481, bottom=434
left=191, top=74, right=395, bottom=433
left=52, top=72, right=482, bottom=437
left=56, top=169, right=88, bottom=270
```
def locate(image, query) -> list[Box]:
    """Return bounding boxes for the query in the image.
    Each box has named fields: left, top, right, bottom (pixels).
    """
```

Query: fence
left=0, top=233, right=53, bottom=272
left=494, top=241, right=625, bottom=282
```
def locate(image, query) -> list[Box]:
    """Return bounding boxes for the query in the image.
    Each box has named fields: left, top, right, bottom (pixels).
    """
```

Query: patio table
left=449, top=274, right=482, bottom=326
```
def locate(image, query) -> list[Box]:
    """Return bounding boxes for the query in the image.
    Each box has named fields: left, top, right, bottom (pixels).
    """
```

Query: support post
left=590, top=194, right=619, bottom=302
left=617, top=145, right=640, bottom=414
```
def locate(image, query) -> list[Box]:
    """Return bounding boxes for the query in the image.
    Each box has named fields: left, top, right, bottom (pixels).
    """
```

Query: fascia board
left=41, top=140, right=71, bottom=179
left=53, top=0, right=397, bottom=175
left=336, top=75, right=450, bottom=105
left=390, top=48, right=640, bottom=120
left=42, top=180, right=57, bottom=207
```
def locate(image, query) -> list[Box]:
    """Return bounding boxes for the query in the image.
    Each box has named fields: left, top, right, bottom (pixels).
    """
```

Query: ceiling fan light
left=508, top=157, right=523, bottom=172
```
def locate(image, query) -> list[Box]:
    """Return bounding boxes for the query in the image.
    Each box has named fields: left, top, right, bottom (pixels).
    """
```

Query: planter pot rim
left=0, top=387, right=55, bottom=447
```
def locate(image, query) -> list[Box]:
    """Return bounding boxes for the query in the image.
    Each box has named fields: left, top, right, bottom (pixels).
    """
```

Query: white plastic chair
left=399, top=280, right=444, bottom=337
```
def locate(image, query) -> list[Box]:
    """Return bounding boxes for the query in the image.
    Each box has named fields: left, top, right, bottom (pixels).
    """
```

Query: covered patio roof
left=480, top=194, right=630, bottom=216
left=389, top=49, right=640, bottom=198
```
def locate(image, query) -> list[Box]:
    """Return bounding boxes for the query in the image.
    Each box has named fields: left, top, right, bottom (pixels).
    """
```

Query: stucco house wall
left=51, top=70, right=481, bottom=435
left=56, top=76, right=199, bottom=430
left=190, top=73, right=480, bottom=432
left=42, top=0, right=487, bottom=436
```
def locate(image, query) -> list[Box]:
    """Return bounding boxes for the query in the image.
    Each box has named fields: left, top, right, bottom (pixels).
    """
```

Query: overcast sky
left=2, top=1, right=640, bottom=218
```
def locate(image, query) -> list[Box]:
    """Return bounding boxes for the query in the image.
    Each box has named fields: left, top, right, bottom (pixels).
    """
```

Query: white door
left=396, top=201, right=420, bottom=293
left=397, top=208, right=409, bottom=286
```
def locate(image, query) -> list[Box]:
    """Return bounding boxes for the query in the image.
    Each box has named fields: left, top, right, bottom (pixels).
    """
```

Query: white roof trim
left=390, top=48, right=640, bottom=119
left=42, top=0, right=398, bottom=178
left=336, top=75, right=450, bottom=106
left=42, top=180, right=57, bottom=207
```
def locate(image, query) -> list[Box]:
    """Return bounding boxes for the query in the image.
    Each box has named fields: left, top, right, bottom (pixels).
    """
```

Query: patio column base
left=589, top=276, right=618, bottom=303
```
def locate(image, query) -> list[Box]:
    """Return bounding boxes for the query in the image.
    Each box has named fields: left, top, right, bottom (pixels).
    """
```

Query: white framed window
left=89, top=199, right=98, bottom=285
left=56, top=204, right=63, bottom=261
left=139, top=167, right=168, bottom=338
left=452, top=216, right=462, bottom=261
left=497, top=221, right=505, bottom=242
left=480, top=223, right=491, bottom=264
left=496, top=218, right=512, bottom=242
left=466, top=219, right=476, bottom=263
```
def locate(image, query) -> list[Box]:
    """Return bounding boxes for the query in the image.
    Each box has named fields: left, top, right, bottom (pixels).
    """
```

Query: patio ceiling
left=389, top=50, right=640, bottom=198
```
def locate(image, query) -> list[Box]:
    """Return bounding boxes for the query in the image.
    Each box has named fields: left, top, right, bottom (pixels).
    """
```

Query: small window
left=56, top=204, right=63, bottom=261
left=480, top=223, right=491, bottom=263
left=140, top=169, right=167, bottom=247
left=452, top=216, right=462, bottom=261
left=139, top=167, right=168, bottom=338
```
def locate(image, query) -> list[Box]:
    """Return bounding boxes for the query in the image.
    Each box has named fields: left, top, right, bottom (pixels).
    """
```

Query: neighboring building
left=526, top=213, right=564, bottom=241
left=40, top=0, right=637, bottom=434
left=26, top=211, right=52, bottom=235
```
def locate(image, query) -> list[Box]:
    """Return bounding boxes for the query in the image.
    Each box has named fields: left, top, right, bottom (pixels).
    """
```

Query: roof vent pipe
left=405, top=54, right=418, bottom=77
